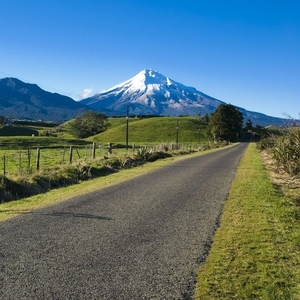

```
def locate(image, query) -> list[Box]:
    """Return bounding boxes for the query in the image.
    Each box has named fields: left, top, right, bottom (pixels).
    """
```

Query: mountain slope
left=0, top=78, right=87, bottom=122
left=80, top=69, right=286, bottom=126
left=81, top=69, right=224, bottom=116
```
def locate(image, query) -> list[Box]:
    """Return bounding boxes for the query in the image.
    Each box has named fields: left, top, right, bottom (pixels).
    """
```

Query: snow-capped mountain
left=81, top=69, right=287, bottom=126
left=80, top=69, right=225, bottom=116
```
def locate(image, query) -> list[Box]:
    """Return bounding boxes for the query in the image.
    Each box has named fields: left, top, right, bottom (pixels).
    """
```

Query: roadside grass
left=0, top=147, right=224, bottom=222
left=195, top=143, right=300, bottom=299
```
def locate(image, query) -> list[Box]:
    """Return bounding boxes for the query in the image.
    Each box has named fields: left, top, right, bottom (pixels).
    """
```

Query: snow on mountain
left=80, top=69, right=225, bottom=116
left=80, top=69, right=288, bottom=126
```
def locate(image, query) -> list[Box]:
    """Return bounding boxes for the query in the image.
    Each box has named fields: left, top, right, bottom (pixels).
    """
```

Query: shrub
left=272, top=127, right=300, bottom=177
left=134, top=147, right=153, bottom=161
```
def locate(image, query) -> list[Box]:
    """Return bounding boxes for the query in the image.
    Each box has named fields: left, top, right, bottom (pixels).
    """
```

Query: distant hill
left=80, top=69, right=288, bottom=127
left=0, top=77, right=87, bottom=122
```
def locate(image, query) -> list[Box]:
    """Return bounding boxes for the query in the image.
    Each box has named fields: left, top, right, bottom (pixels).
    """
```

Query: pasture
left=0, top=116, right=209, bottom=177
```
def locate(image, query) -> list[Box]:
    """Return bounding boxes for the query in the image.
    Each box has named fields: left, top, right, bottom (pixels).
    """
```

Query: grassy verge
left=195, top=143, right=300, bottom=299
left=0, top=147, right=228, bottom=222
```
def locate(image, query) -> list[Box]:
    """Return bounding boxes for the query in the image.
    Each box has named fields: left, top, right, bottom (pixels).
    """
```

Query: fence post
left=27, top=148, right=31, bottom=171
left=75, top=147, right=81, bottom=159
left=19, top=151, right=22, bottom=172
left=36, top=148, right=40, bottom=171
left=108, top=143, right=112, bottom=155
left=92, top=142, right=96, bottom=159
left=69, top=146, right=73, bottom=164
left=3, top=155, right=6, bottom=178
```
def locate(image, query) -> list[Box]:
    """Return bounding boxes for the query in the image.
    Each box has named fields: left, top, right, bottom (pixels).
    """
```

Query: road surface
left=0, top=143, right=248, bottom=299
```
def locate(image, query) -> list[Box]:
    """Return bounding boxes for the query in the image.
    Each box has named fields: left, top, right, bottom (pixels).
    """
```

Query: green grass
left=195, top=143, right=300, bottom=299
left=89, top=116, right=208, bottom=144
left=1, top=117, right=208, bottom=147
left=0, top=136, right=91, bottom=149
left=0, top=146, right=109, bottom=176
left=0, top=148, right=222, bottom=222
left=0, top=117, right=209, bottom=177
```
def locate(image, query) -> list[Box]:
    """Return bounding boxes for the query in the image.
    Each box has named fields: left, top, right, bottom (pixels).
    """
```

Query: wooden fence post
left=69, top=146, right=73, bottom=164
left=92, top=142, right=96, bottom=159
left=3, top=155, right=6, bottom=178
left=75, top=148, right=81, bottom=159
left=27, top=148, right=31, bottom=170
left=19, top=151, right=22, bottom=172
left=36, top=148, right=40, bottom=171
left=108, top=143, right=112, bottom=155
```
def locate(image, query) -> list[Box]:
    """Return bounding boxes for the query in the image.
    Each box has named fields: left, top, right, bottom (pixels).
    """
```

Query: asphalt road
left=0, top=143, right=248, bottom=300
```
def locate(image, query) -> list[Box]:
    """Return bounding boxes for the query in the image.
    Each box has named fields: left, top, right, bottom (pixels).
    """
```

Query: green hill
left=0, top=117, right=209, bottom=148
left=89, top=116, right=208, bottom=145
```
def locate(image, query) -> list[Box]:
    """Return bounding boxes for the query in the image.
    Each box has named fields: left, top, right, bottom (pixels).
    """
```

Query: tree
left=244, top=119, right=253, bottom=131
left=208, top=104, right=243, bottom=142
left=0, top=115, right=8, bottom=127
left=200, top=113, right=210, bottom=123
left=69, top=111, right=109, bottom=138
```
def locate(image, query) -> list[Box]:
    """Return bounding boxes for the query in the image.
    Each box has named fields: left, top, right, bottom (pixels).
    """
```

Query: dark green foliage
left=68, top=111, right=109, bottom=138
left=13, top=120, right=60, bottom=127
left=244, top=119, right=253, bottom=131
left=0, top=115, right=8, bottom=127
left=208, top=104, right=243, bottom=142
left=0, top=125, right=39, bottom=137
left=0, top=136, right=91, bottom=149
left=147, top=151, right=172, bottom=162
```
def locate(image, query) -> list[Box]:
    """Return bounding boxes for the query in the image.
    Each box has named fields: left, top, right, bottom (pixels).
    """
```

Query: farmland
left=0, top=116, right=214, bottom=202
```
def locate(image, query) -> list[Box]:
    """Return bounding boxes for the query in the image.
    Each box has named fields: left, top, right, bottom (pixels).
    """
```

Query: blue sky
left=1, top=0, right=299, bottom=118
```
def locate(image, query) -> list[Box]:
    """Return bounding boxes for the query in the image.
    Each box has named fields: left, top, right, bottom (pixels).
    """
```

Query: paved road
left=0, top=143, right=248, bottom=299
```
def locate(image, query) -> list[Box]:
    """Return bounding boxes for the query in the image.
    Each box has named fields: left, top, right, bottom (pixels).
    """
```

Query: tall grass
left=257, top=126, right=300, bottom=178
left=272, top=127, right=300, bottom=177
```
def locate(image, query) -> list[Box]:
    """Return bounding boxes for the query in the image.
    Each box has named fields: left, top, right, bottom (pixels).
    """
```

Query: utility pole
left=126, top=105, right=129, bottom=150
left=176, top=119, right=179, bottom=148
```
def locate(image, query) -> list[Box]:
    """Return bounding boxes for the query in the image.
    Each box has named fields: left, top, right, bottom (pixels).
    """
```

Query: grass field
left=195, top=143, right=300, bottom=299
left=0, top=117, right=209, bottom=177
left=89, top=116, right=208, bottom=144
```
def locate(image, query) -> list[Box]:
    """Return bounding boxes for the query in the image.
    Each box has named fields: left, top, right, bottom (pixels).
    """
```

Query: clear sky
left=1, top=0, right=299, bottom=118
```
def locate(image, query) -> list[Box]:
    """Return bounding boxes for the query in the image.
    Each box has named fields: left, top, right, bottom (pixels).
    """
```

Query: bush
left=272, top=127, right=300, bottom=176
left=134, top=148, right=153, bottom=161
left=256, top=136, right=277, bottom=151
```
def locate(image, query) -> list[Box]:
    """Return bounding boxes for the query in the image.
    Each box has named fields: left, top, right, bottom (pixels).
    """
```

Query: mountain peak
left=133, top=69, right=168, bottom=86
left=78, top=69, right=289, bottom=126
left=80, top=69, right=222, bottom=116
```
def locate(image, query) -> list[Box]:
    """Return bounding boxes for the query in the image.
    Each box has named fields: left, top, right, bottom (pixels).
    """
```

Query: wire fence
left=0, top=142, right=206, bottom=178
left=0, top=143, right=107, bottom=178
